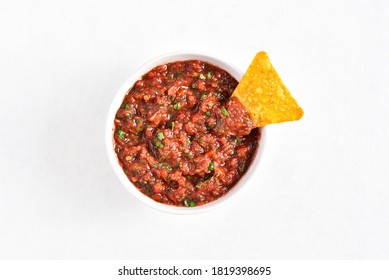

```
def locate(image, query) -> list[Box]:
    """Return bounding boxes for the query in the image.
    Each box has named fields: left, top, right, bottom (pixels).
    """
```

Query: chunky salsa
left=113, top=60, right=260, bottom=206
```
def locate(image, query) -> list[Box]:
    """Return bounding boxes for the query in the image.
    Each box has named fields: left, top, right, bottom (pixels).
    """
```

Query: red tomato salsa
left=113, top=60, right=260, bottom=206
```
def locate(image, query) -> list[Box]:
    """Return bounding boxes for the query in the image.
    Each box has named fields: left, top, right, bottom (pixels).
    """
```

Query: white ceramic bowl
left=106, top=51, right=266, bottom=214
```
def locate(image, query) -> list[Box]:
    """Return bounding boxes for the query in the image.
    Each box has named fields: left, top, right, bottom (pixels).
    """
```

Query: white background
left=0, top=0, right=388, bottom=259
left=2, top=260, right=389, bottom=280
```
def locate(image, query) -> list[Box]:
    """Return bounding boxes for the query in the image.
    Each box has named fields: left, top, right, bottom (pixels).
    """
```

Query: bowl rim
left=105, top=50, right=266, bottom=215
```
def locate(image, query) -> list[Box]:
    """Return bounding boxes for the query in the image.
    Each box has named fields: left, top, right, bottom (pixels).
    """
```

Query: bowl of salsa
left=106, top=51, right=266, bottom=214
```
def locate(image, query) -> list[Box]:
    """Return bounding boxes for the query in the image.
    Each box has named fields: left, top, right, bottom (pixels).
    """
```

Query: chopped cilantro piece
left=241, top=163, right=245, bottom=172
left=160, top=163, right=172, bottom=171
left=171, top=121, right=175, bottom=130
left=221, top=106, right=230, bottom=117
left=191, top=83, right=197, bottom=89
left=198, top=74, right=206, bottom=80
left=186, top=138, right=191, bottom=145
left=176, top=71, right=184, bottom=76
left=236, top=136, right=241, bottom=145
left=154, top=140, right=163, bottom=149
left=157, top=132, right=164, bottom=140
left=207, top=71, right=212, bottom=79
left=184, top=200, right=196, bottom=207
left=167, top=73, right=174, bottom=79
left=208, top=161, right=215, bottom=171
left=184, top=153, right=193, bottom=159
left=125, top=104, right=130, bottom=109
left=206, top=111, right=211, bottom=117
left=173, top=102, right=181, bottom=110
left=118, top=129, right=125, bottom=140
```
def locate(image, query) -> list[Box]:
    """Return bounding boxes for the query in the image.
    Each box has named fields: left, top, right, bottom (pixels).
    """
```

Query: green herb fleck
left=118, top=129, right=125, bottom=140
left=186, top=138, right=191, bottom=145
left=160, top=163, right=172, bottom=171
left=241, top=163, right=245, bottom=172
left=176, top=71, right=184, bottom=76
left=184, top=200, right=196, bottom=207
left=207, top=71, right=212, bottom=79
left=167, top=73, right=174, bottom=79
left=221, top=106, right=230, bottom=117
left=184, top=153, right=193, bottom=159
left=157, top=132, right=164, bottom=140
left=198, top=74, right=206, bottom=80
left=171, top=121, right=175, bottom=130
left=173, top=102, right=181, bottom=110
left=125, top=104, right=130, bottom=109
left=208, top=161, right=215, bottom=171
left=191, top=83, right=197, bottom=89
left=154, top=140, right=163, bottom=149
left=201, top=92, right=206, bottom=100
left=236, top=136, right=241, bottom=145
left=205, top=111, right=211, bottom=117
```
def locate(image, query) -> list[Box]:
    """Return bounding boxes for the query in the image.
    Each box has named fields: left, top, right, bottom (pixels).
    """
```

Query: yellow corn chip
left=232, top=52, right=303, bottom=127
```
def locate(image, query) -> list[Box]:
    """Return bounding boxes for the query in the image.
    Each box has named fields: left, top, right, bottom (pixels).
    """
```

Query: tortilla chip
left=232, top=52, right=303, bottom=127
